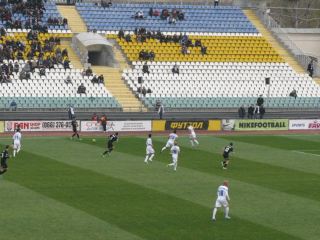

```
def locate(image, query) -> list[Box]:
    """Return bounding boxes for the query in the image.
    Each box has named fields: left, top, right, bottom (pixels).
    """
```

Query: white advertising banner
left=4, top=120, right=79, bottom=132
left=81, top=121, right=152, bottom=132
left=289, top=119, right=320, bottom=130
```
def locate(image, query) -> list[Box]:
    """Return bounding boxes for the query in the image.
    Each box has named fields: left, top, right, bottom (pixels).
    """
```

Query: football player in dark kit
left=222, top=143, right=234, bottom=170
left=0, top=145, right=10, bottom=175
left=102, top=133, right=119, bottom=157
left=71, top=118, right=80, bottom=140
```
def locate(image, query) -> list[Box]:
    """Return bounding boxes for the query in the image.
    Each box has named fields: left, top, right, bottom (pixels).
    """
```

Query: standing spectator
left=254, top=104, right=260, bottom=119
left=214, top=0, right=219, bottom=7
left=238, top=105, right=245, bottom=119
left=158, top=103, right=165, bottom=119
left=256, top=95, right=264, bottom=113
left=100, top=114, right=107, bottom=132
left=248, top=105, right=254, bottom=119
left=68, top=105, right=75, bottom=120
left=307, top=60, right=314, bottom=77
left=172, top=64, right=179, bottom=74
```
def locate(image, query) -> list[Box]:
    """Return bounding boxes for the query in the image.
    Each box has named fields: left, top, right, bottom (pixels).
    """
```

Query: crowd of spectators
left=47, top=16, right=68, bottom=28
left=0, top=0, right=49, bottom=32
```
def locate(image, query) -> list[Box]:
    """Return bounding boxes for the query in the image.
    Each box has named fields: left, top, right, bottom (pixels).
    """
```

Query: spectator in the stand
left=289, top=89, right=297, bottom=99
left=68, top=105, right=75, bottom=120
left=85, top=67, right=93, bottom=76
left=125, top=34, right=131, bottom=42
left=101, top=0, right=108, bottom=8
left=172, top=64, right=179, bottom=75
left=118, top=29, right=125, bottom=39
left=0, top=27, right=6, bottom=36
left=214, top=0, right=220, bottom=7
left=107, top=1, right=112, bottom=7
left=254, top=104, right=260, bottom=119
left=248, top=104, right=254, bottom=119
left=98, top=75, right=104, bottom=84
left=307, top=60, right=314, bottom=77
left=65, top=75, right=72, bottom=85
left=238, top=105, right=246, bottom=119
left=149, top=8, right=154, bottom=17
left=39, top=67, right=46, bottom=76
left=63, top=59, right=70, bottom=70
left=201, top=45, right=207, bottom=55
left=91, top=75, right=99, bottom=84
left=158, top=103, right=165, bottom=119
left=13, top=61, right=19, bottom=73
left=142, top=86, right=147, bottom=97
left=134, top=11, right=144, bottom=19
left=257, top=94, right=264, bottom=106
left=147, top=88, right=152, bottom=94
left=10, top=100, right=17, bottom=111
left=142, top=62, right=149, bottom=74
left=161, top=9, right=169, bottom=20
left=92, top=113, right=98, bottom=121
left=77, top=83, right=86, bottom=94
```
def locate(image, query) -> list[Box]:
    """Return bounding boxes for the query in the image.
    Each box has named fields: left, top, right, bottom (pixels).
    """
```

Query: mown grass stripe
left=2, top=147, right=300, bottom=240
left=0, top=180, right=145, bottom=240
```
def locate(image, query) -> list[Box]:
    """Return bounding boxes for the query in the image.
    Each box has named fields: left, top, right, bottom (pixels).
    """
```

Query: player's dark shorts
left=102, top=123, right=107, bottom=132
left=107, top=142, right=113, bottom=151
left=223, top=153, right=229, bottom=160
left=73, top=127, right=77, bottom=132
left=1, top=160, right=8, bottom=169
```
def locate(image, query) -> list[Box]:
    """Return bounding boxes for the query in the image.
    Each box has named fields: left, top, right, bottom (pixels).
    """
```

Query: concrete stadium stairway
left=244, top=10, right=306, bottom=74
left=314, top=78, right=320, bottom=85
left=92, top=66, right=145, bottom=112
left=60, top=40, right=83, bottom=69
left=57, top=5, right=87, bottom=33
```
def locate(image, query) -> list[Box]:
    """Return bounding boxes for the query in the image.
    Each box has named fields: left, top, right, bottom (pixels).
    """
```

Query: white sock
left=149, top=154, right=154, bottom=161
left=225, top=207, right=229, bottom=217
left=168, top=162, right=175, bottom=166
left=17, top=147, right=21, bottom=153
left=144, top=155, right=149, bottom=163
left=212, top=208, right=217, bottom=219
left=13, top=149, right=16, bottom=157
left=161, top=147, right=166, bottom=152
left=194, top=139, right=199, bottom=145
left=190, top=140, right=194, bottom=146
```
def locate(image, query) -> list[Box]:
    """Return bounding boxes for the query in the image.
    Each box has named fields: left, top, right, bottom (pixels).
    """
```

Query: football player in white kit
left=187, top=123, right=199, bottom=147
left=161, top=130, right=178, bottom=153
left=144, top=133, right=155, bottom=163
left=167, top=141, right=180, bottom=171
left=212, top=181, right=231, bottom=221
left=12, top=128, right=22, bottom=157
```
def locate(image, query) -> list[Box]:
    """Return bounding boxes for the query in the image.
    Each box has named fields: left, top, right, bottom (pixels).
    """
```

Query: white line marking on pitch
left=292, top=151, right=320, bottom=157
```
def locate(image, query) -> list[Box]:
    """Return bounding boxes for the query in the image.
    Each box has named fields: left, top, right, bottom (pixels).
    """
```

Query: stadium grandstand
left=0, top=0, right=319, bottom=120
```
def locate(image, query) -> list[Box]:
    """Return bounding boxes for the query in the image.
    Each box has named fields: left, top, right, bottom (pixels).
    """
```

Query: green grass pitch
left=1, top=134, right=320, bottom=240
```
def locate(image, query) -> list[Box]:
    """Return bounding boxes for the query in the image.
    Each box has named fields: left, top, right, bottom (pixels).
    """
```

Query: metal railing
left=50, top=0, right=233, bottom=5
left=255, top=8, right=319, bottom=77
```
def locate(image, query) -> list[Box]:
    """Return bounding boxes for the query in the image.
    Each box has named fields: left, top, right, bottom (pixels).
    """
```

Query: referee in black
left=0, top=145, right=10, bottom=175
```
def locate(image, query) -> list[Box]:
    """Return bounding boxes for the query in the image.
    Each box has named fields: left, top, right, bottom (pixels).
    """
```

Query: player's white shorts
left=215, top=197, right=228, bottom=208
left=189, top=133, right=196, bottom=139
left=172, top=155, right=178, bottom=163
left=13, top=141, right=21, bottom=149
left=165, top=140, right=174, bottom=148
left=146, top=145, right=155, bottom=155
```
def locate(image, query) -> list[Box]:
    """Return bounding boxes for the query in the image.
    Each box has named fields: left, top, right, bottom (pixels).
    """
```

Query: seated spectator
left=289, top=89, right=297, bottom=99
left=149, top=51, right=155, bottom=61
left=13, top=61, right=19, bottom=73
left=214, top=0, right=220, bottom=7
left=167, top=16, right=176, bottom=24
left=63, top=59, right=70, bottom=70
left=118, top=29, right=125, bottom=39
left=91, top=75, right=99, bottom=84
left=141, top=86, right=147, bottom=96
left=107, top=1, right=112, bottom=7
left=149, top=8, right=153, bottom=17
left=125, top=34, right=131, bottom=42
left=172, top=64, right=179, bottom=75
left=98, top=74, right=104, bottom=84
left=201, top=45, right=207, bottom=55
left=86, top=67, right=93, bottom=76
left=147, top=88, right=152, bottom=94
left=0, top=27, right=6, bottom=36
left=178, top=11, right=185, bottom=20
left=181, top=45, right=189, bottom=55
left=39, top=67, right=46, bottom=76
left=161, top=9, right=169, bottom=20
left=65, top=75, right=73, bottom=85
left=142, top=62, right=149, bottom=74
left=10, top=100, right=17, bottom=111
left=134, top=11, right=144, bottom=19
left=77, top=83, right=86, bottom=94
left=195, top=39, right=202, bottom=47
